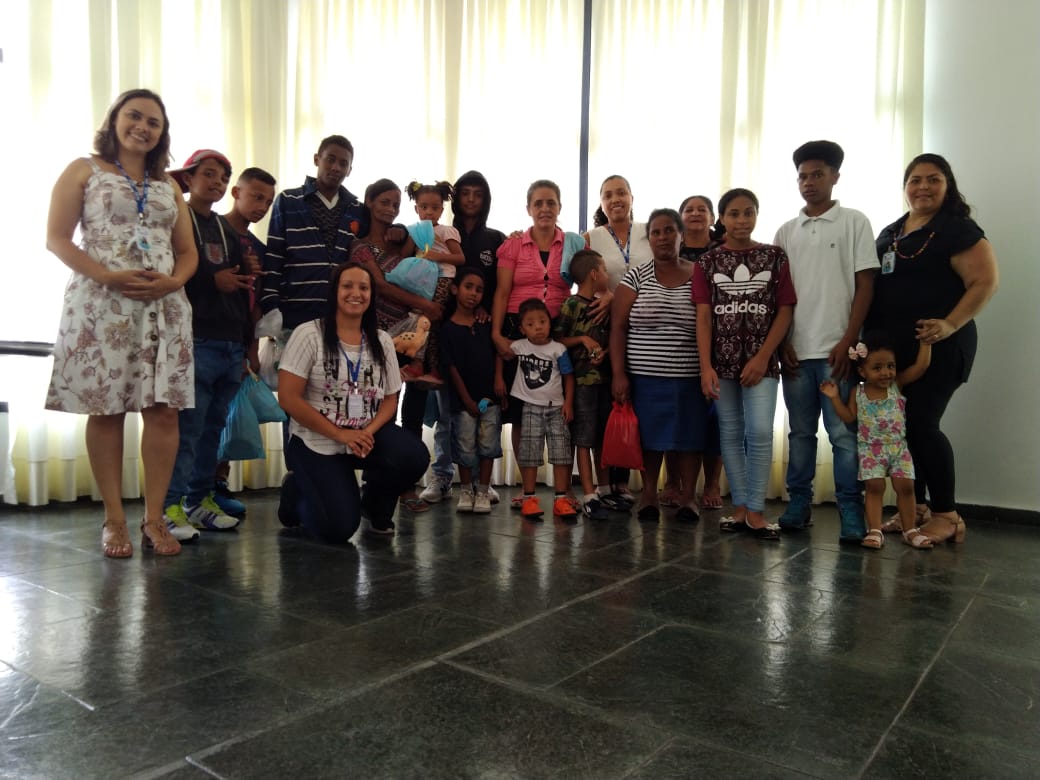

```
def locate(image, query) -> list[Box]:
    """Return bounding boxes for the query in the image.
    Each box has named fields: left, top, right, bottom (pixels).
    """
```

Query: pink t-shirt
left=496, top=228, right=571, bottom=317
left=691, top=243, right=797, bottom=380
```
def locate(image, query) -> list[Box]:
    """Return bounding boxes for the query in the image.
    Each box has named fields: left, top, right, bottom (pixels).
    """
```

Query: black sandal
left=637, top=505, right=660, bottom=522
left=746, top=523, right=781, bottom=541
left=720, top=516, right=748, bottom=533
left=676, top=506, right=700, bottom=524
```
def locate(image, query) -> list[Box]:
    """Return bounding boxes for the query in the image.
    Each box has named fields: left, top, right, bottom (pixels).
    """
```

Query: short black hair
left=454, top=267, right=485, bottom=287
left=318, top=134, right=354, bottom=156
left=569, top=249, right=604, bottom=283
left=793, top=140, right=844, bottom=170
left=238, top=167, right=276, bottom=187
left=518, top=298, right=550, bottom=319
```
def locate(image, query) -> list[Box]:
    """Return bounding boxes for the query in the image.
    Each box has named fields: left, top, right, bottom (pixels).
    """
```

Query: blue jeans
left=429, top=390, right=454, bottom=481
left=781, top=359, right=860, bottom=508
left=715, top=377, right=778, bottom=513
left=166, top=339, right=244, bottom=508
left=284, top=426, right=430, bottom=543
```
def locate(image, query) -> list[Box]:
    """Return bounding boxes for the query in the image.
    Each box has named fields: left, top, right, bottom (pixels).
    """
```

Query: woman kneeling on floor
left=277, top=262, right=430, bottom=542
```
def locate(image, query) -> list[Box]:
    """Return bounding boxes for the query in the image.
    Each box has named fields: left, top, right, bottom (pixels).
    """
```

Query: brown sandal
left=102, top=520, right=133, bottom=559
left=882, top=504, right=930, bottom=534
left=140, top=518, right=181, bottom=556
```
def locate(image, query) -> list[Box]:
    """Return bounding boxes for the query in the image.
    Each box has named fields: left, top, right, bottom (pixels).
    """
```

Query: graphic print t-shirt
left=691, top=244, right=797, bottom=381
left=508, top=338, right=570, bottom=407
left=279, top=321, right=401, bottom=455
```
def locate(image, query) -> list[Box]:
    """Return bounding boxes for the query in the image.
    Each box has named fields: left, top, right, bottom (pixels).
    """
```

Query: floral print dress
left=855, top=383, right=915, bottom=480
left=46, top=158, right=194, bottom=414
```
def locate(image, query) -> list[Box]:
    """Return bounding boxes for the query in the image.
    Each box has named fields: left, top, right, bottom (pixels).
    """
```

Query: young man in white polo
left=774, top=140, right=878, bottom=541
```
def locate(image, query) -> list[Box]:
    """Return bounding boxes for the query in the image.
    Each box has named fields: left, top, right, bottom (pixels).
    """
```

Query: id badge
left=881, top=251, right=896, bottom=275
left=134, top=222, right=151, bottom=251
left=347, top=391, right=364, bottom=420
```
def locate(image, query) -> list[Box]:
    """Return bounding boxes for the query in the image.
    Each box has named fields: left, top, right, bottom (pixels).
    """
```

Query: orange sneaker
left=521, top=495, right=544, bottom=520
left=553, top=495, right=578, bottom=519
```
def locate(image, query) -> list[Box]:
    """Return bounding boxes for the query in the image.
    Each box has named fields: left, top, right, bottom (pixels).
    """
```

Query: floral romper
left=856, top=383, right=914, bottom=480
left=46, top=158, right=194, bottom=414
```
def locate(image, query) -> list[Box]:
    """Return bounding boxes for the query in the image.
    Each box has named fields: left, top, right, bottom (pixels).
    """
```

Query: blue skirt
left=630, top=374, right=708, bottom=452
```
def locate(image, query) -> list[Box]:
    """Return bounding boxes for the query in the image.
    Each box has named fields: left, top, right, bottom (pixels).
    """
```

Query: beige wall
left=923, top=0, right=1040, bottom=510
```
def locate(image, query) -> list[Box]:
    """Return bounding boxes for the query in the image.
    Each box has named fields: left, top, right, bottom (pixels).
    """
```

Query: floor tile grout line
left=548, top=624, right=670, bottom=690
left=432, top=561, right=678, bottom=661
left=854, top=573, right=988, bottom=779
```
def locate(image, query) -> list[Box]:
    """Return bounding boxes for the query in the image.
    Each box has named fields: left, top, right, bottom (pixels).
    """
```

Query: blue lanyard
left=606, top=224, right=631, bottom=266
left=338, top=336, right=365, bottom=385
left=114, top=159, right=149, bottom=221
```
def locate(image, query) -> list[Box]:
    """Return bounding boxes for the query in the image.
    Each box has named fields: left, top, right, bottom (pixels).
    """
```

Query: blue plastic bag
left=241, top=371, right=287, bottom=423
left=558, top=232, right=587, bottom=284
left=384, top=220, right=439, bottom=299
left=385, top=256, right=439, bottom=299
left=218, top=383, right=266, bottom=461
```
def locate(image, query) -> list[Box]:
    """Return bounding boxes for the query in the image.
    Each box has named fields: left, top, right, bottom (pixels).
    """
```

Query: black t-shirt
left=459, top=225, right=505, bottom=311
left=185, top=210, right=249, bottom=342
left=440, top=319, right=497, bottom=413
left=867, top=211, right=984, bottom=373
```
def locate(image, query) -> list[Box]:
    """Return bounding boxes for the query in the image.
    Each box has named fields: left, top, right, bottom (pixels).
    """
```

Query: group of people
left=45, top=88, right=998, bottom=558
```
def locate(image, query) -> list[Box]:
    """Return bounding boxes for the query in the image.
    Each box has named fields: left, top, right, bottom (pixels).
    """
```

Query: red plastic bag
left=601, top=401, right=643, bottom=470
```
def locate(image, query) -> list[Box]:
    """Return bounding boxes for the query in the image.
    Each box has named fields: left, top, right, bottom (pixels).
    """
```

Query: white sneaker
left=486, top=485, right=500, bottom=504
left=185, top=494, right=241, bottom=531
left=472, top=492, right=492, bottom=514
left=456, top=488, right=475, bottom=512
left=419, top=477, right=452, bottom=503
left=164, top=502, right=200, bottom=542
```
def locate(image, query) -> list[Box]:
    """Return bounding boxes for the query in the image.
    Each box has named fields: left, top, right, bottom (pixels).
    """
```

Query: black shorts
left=570, top=383, right=611, bottom=449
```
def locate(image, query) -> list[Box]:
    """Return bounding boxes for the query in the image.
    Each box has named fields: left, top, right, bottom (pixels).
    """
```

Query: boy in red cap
left=162, top=150, right=252, bottom=539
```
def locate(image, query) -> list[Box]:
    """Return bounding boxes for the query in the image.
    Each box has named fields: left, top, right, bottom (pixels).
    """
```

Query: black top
left=458, top=225, right=506, bottom=310
left=185, top=211, right=249, bottom=343
left=440, top=320, right=497, bottom=413
left=679, top=242, right=716, bottom=262
left=867, top=211, right=984, bottom=375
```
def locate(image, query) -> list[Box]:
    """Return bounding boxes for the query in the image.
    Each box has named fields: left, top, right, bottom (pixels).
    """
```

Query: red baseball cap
left=168, top=149, right=232, bottom=191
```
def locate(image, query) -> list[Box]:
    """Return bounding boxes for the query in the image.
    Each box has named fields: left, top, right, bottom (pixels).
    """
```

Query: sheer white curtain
left=1, top=0, right=921, bottom=505
left=1, top=0, right=585, bottom=504
left=587, top=0, right=924, bottom=502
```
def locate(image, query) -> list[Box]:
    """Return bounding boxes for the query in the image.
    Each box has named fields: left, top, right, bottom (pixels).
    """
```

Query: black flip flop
left=637, top=505, right=660, bottom=522
left=676, top=506, right=700, bottom=524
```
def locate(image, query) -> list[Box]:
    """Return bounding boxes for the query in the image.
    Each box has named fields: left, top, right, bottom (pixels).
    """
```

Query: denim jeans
left=715, top=377, right=778, bottom=513
left=166, top=339, right=244, bottom=508
left=284, top=426, right=430, bottom=543
left=781, top=358, right=861, bottom=508
left=429, top=390, right=454, bottom=481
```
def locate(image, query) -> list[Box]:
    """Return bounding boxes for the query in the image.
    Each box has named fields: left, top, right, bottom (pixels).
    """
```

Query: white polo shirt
left=773, top=201, right=878, bottom=360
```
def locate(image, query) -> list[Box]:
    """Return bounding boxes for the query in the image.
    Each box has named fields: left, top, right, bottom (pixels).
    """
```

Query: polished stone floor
left=1, top=490, right=1038, bottom=779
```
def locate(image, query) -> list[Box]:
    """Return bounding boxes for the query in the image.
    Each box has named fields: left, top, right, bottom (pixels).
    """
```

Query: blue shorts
left=451, top=405, right=503, bottom=469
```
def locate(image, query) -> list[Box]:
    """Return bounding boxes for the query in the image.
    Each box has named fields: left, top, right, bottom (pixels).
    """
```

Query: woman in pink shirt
left=491, top=180, right=574, bottom=501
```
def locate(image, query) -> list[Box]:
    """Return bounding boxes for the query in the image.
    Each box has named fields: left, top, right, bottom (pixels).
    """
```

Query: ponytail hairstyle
left=592, top=206, right=608, bottom=227
left=322, top=262, right=387, bottom=380
left=678, top=194, right=723, bottom=242
left=903, top=153, right=972, bottom=219
left=714, top=188, right=760, bottom=240
left=406, top=180, right=454, bottom=203
left=850, top=330, right=895, bottom=365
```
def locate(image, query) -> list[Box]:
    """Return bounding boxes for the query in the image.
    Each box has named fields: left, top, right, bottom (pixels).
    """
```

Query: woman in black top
left=866, top=154, right=998, bottom=545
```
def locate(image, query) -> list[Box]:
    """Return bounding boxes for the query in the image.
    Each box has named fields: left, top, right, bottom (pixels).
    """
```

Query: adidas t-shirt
left=691, top=244, right=797, bottom=381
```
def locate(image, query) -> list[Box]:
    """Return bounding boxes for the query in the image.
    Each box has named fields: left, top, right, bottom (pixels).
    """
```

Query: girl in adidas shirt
left=692, top=189, right=797, bottom=540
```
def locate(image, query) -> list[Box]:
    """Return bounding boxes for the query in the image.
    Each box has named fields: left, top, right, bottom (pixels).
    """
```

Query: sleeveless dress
left=855, top=383, right=914, bottom=480
left=46, top=158, right=194, bottom=414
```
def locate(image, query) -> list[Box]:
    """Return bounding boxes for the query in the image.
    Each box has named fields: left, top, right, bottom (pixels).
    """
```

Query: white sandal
left=861, top=529, right=885, bottom=549
left=901, top=527, right=934, bottom=549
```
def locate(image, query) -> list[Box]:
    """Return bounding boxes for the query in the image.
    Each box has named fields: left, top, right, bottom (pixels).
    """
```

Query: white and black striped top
left=619, top=262, right=700, bottom=377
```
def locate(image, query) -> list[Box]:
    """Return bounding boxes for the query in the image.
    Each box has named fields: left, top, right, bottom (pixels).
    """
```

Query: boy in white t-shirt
left=773, top=140, right=879, bottom=541
left=495, top=298, right=577, bottom=521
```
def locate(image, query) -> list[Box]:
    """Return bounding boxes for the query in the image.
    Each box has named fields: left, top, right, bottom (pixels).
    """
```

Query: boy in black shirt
left=163, top=150, right=251, bottom=538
